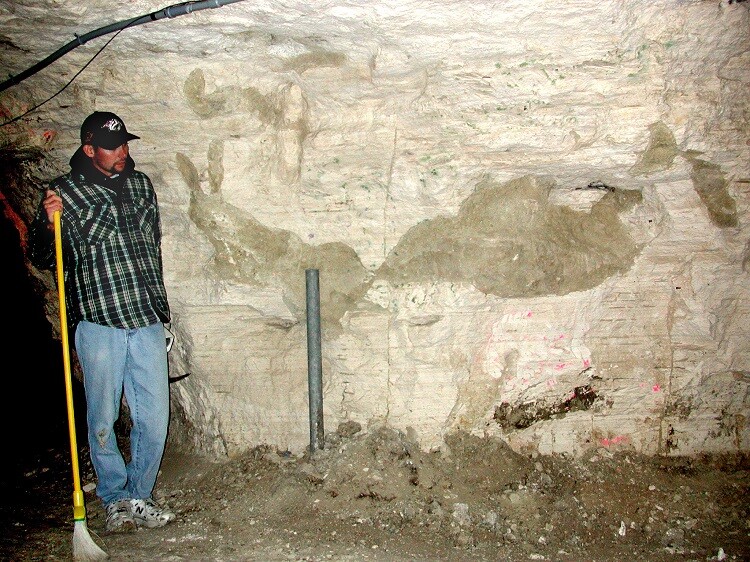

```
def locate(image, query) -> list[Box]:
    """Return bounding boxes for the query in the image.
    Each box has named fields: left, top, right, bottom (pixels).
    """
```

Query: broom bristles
left=73, top=519, right=108, bottom=561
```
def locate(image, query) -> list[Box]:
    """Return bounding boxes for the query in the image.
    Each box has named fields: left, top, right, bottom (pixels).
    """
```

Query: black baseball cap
left=80, top=111, right=140, bottom=149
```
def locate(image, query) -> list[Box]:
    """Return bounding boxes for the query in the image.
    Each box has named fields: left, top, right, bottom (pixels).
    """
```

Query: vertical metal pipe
left=306, top=269, right=324, bottom=453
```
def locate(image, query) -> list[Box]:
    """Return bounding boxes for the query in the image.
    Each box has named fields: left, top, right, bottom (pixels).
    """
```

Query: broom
left=53, top=210, right=109, bottom=560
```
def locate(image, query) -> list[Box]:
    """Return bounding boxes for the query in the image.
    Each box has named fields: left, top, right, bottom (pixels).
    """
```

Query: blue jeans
left=75, top=321, right=169, bottom=505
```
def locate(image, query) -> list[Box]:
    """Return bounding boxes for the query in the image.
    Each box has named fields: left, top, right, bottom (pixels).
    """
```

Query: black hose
left=0, top=0, right=246, bottom=94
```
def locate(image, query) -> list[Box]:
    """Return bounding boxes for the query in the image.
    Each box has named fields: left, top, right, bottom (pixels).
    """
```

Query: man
left=28, top=111, right=175, bottom=532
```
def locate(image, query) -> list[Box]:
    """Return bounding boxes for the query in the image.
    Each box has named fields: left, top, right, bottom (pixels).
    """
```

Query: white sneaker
left=130, top=497, right=176, bottom=528
left=105, top=498, right=136, bottom=532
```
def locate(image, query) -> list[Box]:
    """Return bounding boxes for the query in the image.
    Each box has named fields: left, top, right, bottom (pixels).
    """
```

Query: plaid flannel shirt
left=29, top=158, right=170, bottom=330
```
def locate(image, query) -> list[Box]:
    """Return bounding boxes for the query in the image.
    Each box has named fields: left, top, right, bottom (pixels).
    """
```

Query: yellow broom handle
left=53, top=210, right=86, bottom=520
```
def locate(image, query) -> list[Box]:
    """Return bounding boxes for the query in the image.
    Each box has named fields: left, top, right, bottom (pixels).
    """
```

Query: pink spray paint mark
left=652, top=384, right=661, bottom=392
left=600, top=435, right=629, bottom=447
left=554, top=362, right=566, bottom=371
left=583, top=359, right=591, bottom=368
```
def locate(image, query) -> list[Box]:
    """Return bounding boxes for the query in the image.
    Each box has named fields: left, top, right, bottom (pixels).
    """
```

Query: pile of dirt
left=1, top=424, right=748, bottom=561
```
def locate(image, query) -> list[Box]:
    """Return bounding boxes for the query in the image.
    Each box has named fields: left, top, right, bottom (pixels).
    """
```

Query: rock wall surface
left=1, top=0, right=748, bottom=457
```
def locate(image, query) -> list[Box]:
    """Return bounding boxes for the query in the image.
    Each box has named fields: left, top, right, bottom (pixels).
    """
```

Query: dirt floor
left=0, top=423, right=748, bottom=562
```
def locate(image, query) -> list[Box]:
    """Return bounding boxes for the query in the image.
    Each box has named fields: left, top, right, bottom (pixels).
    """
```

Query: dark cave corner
left=0, top=189, right=88, bottom=476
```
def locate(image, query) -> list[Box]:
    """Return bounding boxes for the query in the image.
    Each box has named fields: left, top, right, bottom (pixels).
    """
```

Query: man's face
left=83, top=143, right=129, bottom=177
